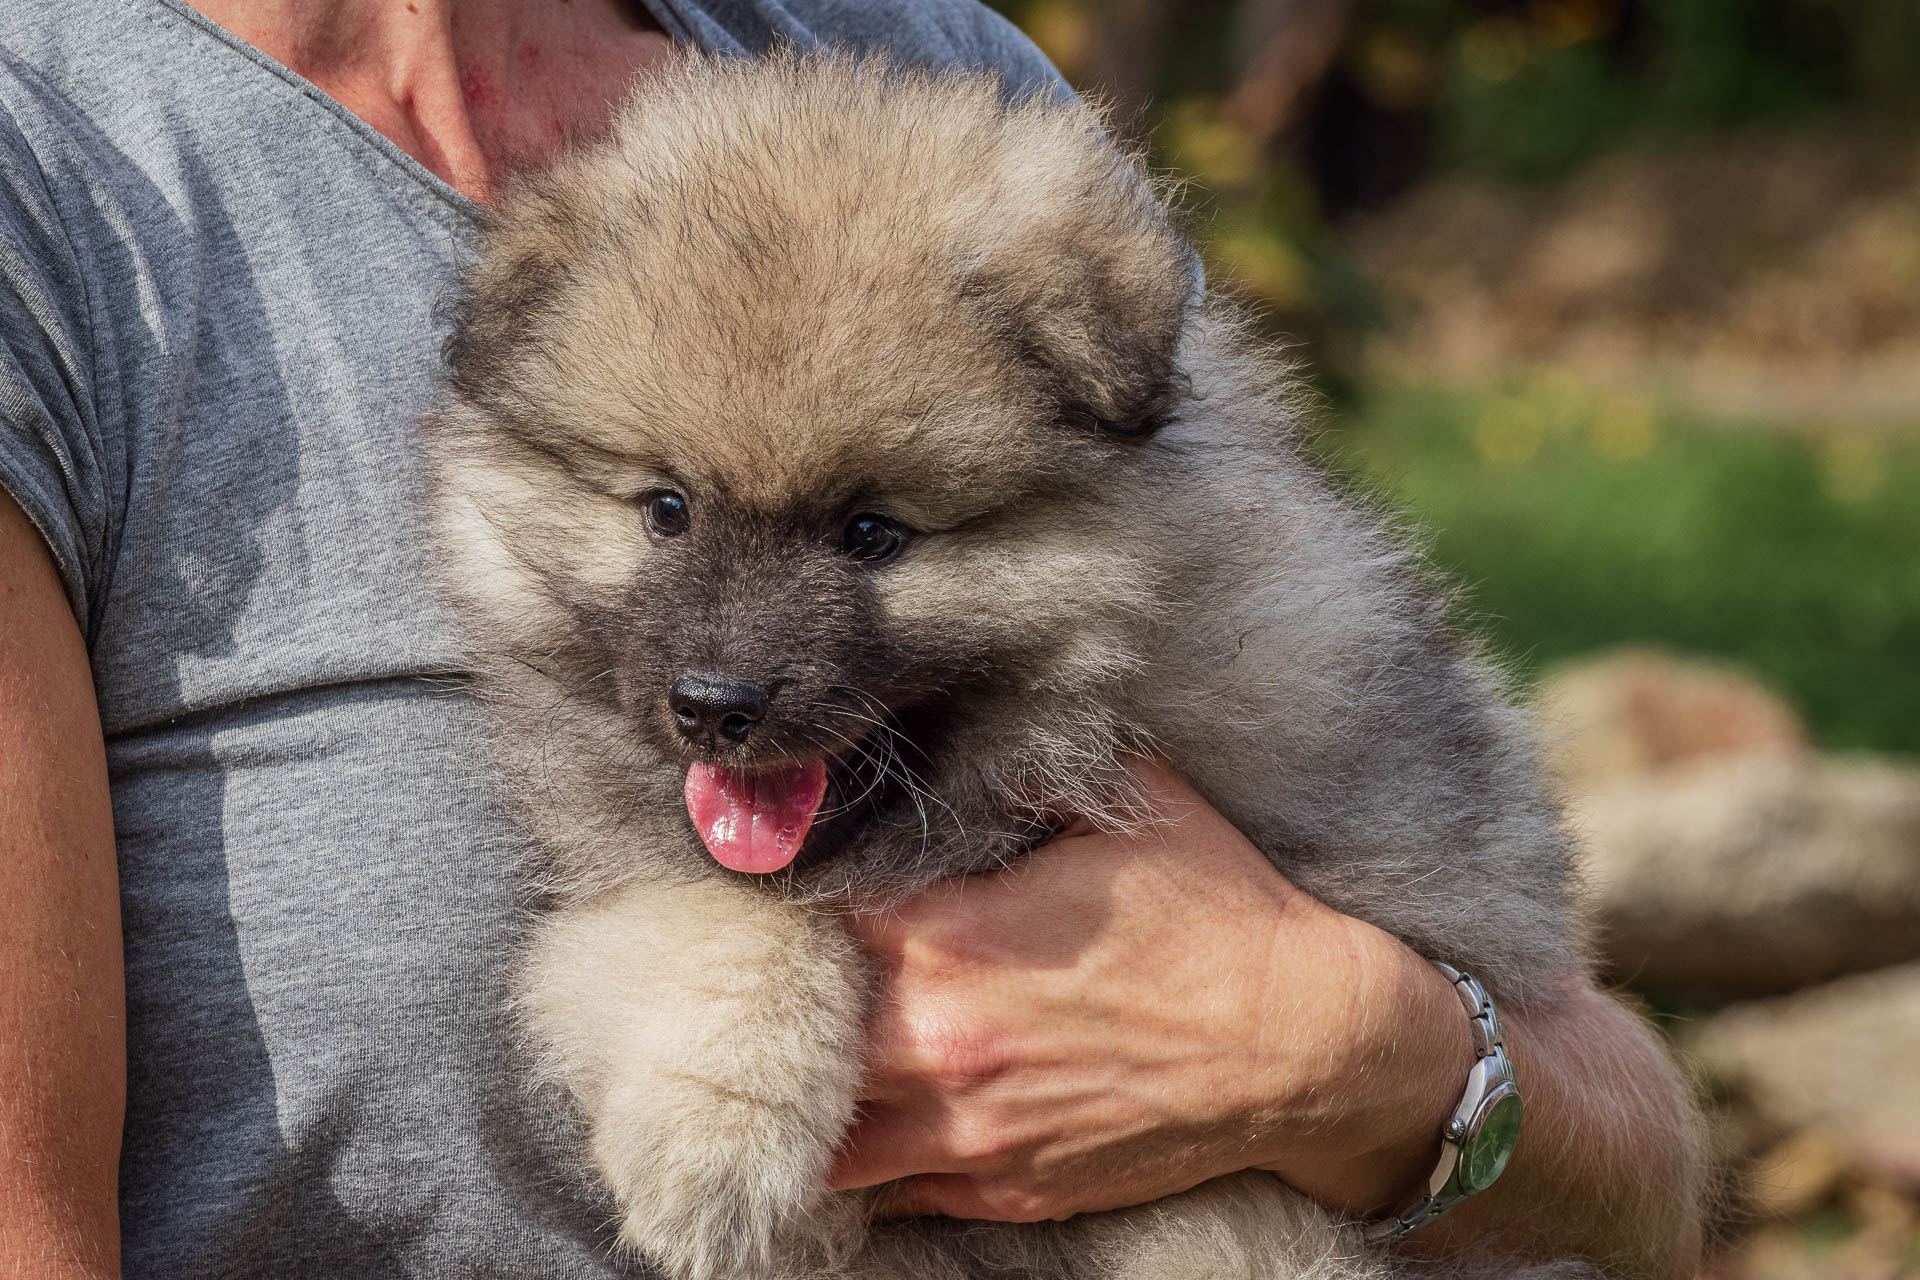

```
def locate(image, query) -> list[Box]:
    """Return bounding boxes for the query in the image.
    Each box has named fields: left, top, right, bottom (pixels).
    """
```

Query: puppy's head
left=429, top=51, right=1198, bottom=880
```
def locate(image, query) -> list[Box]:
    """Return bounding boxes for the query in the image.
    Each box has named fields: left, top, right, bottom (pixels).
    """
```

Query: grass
left=1317, top=379, right=1920, bottom=756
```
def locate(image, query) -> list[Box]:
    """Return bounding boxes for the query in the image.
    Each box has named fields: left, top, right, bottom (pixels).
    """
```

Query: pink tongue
left=684, top=760, right=829, bottom=874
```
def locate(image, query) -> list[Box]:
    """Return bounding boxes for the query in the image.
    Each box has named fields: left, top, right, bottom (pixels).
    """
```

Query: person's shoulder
left=0, top=56, right=102, bottom=639
left=0, top=0, right=196, bottom=174
left=679, top=0, right=1070, bottom=101
left=0, top=0, right=169, bottom=93
left=871, top=0, right=1070, bottom=98
left=0, top=4, right=188, bottom=289
left=0, top=47, right=88, bottom=344
left=0, top=0, right=219, bottom=638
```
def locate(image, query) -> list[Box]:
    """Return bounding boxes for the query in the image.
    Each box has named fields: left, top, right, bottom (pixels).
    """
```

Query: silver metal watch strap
left=1364, top=961, right=1516, bottom=1246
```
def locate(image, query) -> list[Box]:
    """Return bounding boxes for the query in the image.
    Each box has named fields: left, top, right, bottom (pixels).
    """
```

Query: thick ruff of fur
left=425, top=50, right=1592, bottom=1280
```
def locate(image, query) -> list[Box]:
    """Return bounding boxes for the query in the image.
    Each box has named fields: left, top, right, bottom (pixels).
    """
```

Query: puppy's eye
left=642, top=490, right=690, bottom=538
left=841, top=514, right=907, bottom=562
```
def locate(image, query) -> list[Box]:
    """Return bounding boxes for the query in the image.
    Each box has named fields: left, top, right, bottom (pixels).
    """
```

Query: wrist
left=1253, top=918, right=1476, bottom=1217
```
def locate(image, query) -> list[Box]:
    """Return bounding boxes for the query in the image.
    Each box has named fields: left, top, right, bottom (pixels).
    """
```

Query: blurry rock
left=1842, top=1182, right=1920, bottom=1248
left=1703, top=1209, right=1920, bottom=1280
left=1744, top=1128, right=1851, bottom=1219
left=1574, top=756, right=1920, bottom=993
left=1687, top=964, right=1920, bottom=1192
left=1538, top=648, right=1806, bottom=791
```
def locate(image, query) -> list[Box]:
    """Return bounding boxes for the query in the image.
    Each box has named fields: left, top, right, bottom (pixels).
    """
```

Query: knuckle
left=897, top=928, right=981, bottom=979
left=977, top=1184, right=1054, bottom=1222
left=928, top=1034, right=1010, bottom=1091
left=898, top=1014, right=1010, bottom=1092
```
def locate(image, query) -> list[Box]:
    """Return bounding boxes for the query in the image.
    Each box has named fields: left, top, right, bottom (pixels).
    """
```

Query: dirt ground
left=1343, top=129, right=1920, bottom=432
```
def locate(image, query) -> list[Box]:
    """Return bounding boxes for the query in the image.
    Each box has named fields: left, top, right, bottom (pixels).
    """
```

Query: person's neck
left=186, top=0, right=674, bottom=201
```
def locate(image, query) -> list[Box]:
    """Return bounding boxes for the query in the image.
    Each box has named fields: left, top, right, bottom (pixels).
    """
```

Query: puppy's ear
left=443, top=244, right=570, bottom=402
left=442, top=182, right=591, bottom=408
left=960, top=137, right=1199, bottom=440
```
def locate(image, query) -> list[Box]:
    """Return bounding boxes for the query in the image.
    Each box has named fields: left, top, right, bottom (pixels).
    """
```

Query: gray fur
left=423, top=49, right=1590, bottom=1280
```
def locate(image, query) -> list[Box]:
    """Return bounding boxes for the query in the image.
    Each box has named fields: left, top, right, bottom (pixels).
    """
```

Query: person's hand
left=831, top=757, right=1473, bottom=1222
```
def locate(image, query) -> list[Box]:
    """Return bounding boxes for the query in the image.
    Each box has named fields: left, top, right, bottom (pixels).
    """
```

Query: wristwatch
left=1365, top=961, right=1523, bottom=1245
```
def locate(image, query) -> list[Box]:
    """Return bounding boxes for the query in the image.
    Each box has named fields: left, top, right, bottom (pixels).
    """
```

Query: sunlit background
left=985, top=1, right=1920, bottom=1274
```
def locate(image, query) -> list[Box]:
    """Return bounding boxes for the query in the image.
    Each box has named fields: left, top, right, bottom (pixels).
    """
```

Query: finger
left=1120, top=751, right=1186, bottom=795
left=828, top=1104, right=966, bottom=1191
left=1051, top=814, right=1098, bottom=840
left=872, top=1175, right=1062, bottom=1223
left=869, top=1174, right=970, bottom=1219
left=850, top=988, right=924, bottom=1095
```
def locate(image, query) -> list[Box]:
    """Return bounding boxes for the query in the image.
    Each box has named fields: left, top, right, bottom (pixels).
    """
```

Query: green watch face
left=1460, top=1090, right=1523, bottom=1193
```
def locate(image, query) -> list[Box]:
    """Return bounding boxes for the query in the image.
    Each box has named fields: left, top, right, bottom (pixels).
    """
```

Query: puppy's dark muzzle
left=670, top=672, right=769, bottom=745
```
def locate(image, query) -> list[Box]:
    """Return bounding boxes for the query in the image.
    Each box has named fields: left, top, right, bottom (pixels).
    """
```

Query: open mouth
left=679, top=693, right=950, bottom=877
left=683, top=759, right=830, bottom=874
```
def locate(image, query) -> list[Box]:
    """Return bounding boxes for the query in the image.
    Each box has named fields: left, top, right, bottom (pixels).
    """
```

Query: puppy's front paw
left=595, top=1080, right=866, bottom=1280
left=520, top=878, right=873, bottom=1280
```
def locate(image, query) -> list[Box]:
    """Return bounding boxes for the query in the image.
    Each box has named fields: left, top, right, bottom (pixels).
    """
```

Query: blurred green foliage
left=1325, top=383, right=1920, bottom=753
left=1413, top=0, right=1920, bottom=180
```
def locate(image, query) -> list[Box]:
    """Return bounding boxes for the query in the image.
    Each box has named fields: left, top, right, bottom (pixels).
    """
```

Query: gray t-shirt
left=0, top=2, right=1061, bottom=1275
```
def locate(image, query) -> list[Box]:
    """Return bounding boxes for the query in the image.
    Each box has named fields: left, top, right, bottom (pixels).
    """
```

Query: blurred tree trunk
left=1227, top=0, right=1359, bottom=145
left=1062, top=0, right=1357, bottom=147
left=1073, top=0, right=1177, bottom=141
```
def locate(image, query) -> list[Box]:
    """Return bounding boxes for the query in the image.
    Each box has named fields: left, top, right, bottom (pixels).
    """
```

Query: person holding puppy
left=0, top=1, right=1703, bottom=1278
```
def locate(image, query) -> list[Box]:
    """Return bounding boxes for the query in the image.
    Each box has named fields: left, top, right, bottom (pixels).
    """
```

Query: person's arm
left=0, top=490, right=125, bottom=1280
left=1402, top=973, right=1705, bottom=1276
left=833, top=759, right=1703, bottom=1280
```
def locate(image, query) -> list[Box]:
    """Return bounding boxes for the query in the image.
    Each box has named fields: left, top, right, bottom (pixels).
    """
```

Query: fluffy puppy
left=425, top=49, right=1587, bottom=1280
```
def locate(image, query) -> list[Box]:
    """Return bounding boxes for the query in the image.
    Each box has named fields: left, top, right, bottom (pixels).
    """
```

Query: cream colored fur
left=518, top=878, right=869, bottom=1276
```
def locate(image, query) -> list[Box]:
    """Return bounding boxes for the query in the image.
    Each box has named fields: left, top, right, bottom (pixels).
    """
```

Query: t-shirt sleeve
left=655, top=0, right=1074, bottom=104
left=0, top=102, right=106, bottom=635
left=917, top=0, right=1074, bottom=102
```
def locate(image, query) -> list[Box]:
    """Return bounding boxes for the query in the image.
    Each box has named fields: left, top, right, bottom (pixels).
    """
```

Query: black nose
left=669, top=672, right=770, bottom=744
